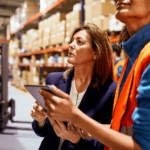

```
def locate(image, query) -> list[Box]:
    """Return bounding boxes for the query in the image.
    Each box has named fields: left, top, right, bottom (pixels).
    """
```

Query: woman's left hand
left=49, top=119, right=81, bottom=144
left=39, top=85, right=78, bottom=122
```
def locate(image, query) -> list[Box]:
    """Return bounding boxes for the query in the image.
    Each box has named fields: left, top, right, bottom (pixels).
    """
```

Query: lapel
left=59, top=70, right=100, bottom=113
left=58, top=70, right=74, bottom=94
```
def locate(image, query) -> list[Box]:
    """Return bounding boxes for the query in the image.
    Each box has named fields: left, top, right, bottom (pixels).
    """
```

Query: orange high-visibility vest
left=104, top=41, right=150, bottom=150
left=114, top=59, right=125, bottom=81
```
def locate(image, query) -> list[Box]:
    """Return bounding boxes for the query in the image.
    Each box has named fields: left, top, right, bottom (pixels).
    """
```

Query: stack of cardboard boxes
left=20, top=1, right=39, bottom=26
left=84, top=0, right=116, bottom=30
left=12, top=57, right=21, bottom=87
left=23, top=29, right=39, bottom=51
left=65, top=3, right=81, bottom=44
left=10, top=1, right=39, bottom=33
left=9, top=39, right=20, bottom=56
left=40, top=0, right=58, bottom=12
left=41, top=18, right=51, bottom=48
left=38, top=12, right=66, bottom=48
left=50, top=13, right=66, bottom=45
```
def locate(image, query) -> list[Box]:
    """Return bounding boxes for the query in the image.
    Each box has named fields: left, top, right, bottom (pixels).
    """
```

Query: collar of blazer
left=62, top=69, right=100, bottom=114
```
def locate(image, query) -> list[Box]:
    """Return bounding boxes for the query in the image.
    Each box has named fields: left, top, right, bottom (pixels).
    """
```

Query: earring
left=93, top=56, right=96, bottom=60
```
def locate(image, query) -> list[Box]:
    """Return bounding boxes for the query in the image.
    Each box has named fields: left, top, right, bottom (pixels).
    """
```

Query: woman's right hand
left=31, top=101, right=47, bottom=128
left=68, top=123, right=93, bottom=139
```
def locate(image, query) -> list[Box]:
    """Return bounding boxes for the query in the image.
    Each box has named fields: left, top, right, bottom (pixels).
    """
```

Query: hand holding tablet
left=25, top=85, right=57, bottom=111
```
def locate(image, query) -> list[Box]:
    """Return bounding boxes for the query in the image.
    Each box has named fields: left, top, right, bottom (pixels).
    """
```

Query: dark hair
left=63, top=23, right=114, bottom=89
left=112, top=45, right=121, bottom=56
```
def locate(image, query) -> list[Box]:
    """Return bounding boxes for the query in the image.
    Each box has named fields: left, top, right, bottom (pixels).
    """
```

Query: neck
left=74, top=62, right=94, bottom=83
left=125, top=18, right=150, bottom=37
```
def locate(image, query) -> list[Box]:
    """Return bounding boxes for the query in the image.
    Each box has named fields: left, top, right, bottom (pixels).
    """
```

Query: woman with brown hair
left=40, top=0, right=150, bottom=150
left=31, top=23, right=117, bottom=150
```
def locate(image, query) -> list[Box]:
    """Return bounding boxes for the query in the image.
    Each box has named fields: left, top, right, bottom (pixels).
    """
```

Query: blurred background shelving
left=0, top=0, right=125, bottom=92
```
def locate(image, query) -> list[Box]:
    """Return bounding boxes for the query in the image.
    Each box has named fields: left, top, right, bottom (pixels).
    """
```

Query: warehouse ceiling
left=0, top=0, right=39, bottom=29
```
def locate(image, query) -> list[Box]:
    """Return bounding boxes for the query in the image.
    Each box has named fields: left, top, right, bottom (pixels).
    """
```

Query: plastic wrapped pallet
left=109, top=15, right=124, bottom=32
left=40, top=0, right=57, bottom=12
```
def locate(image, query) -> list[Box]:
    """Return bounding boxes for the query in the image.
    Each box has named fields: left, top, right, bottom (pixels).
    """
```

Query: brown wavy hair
left=63, top=23, right=114, bottom=89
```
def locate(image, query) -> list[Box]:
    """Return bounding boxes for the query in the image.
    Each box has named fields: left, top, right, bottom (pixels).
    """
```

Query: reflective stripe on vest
left=114, top=59, right=125, bottom=81
left=104, top=41, right=150, bottom=150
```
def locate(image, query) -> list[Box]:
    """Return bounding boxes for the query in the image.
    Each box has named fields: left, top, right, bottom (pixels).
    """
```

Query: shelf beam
left=12, top=45, right=69, bottom=57
left=18, top=63, right=70, bottom=68
left=0, top=8, right=14, bottom=17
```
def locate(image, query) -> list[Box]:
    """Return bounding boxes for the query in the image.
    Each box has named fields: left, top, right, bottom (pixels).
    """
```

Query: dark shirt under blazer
left=32, top=70, right=117, bottom=150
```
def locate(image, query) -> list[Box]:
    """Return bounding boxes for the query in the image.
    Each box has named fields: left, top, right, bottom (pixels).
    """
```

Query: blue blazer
left=32, top=70, right=117, bottom=150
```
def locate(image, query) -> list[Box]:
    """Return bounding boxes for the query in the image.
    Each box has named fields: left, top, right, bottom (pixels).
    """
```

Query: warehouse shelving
left=18, top=62, right=71, bottom=68
left=0, top=39, right=9, bottom=43
left=10, top=0, right=83, bottom=87
left=10, top=0, right=81, bottom=36
left=10, top=0, right=121, bottom=89
left=13, top=45, right=69, bottom=57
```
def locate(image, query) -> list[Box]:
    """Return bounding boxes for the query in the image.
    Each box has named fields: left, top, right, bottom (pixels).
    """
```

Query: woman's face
left=68, top=30, right=96, bottom=66
left=115, top=0, right=150, bottom=23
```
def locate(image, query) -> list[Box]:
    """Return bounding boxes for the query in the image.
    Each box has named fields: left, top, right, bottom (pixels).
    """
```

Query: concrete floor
left=0, top=85, right=44, bottom=150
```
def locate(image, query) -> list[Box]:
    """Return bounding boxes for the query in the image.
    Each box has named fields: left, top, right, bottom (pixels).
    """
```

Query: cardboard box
left=51, top=34, right=56, bottom=45
left=58, top=31, right=65, bottom=44
left=38, top=38, right=43, bottom=48
left=27, top=72, right=33, bottom=85
left=84, top=4, right=93, bottom=23
left=38, top=21, right=44, bottom=30
left=71, top=20, right=80, bottom=32
left=54, top=12, right=66, bottom=24
left=92, top=16, right=110, bottom=30
left=66, top=22, right=71, bottom=33
left=30, top=66, right=39, bottom=76
left=26, top=29, right=38, bottom=41
left=20, top=79, right=28, bottom=91
left=31, top=55, right=37, bottom=64
left=21, top=1, right=39, bottom=13
left=33, top=75, right=40, bottom=85
left=51, top=24, right=57, bottom=35
left=43, top=19, right=50, bottom=29
left=71, top=11, right=81, bottom=24
left=15, top=78, right=21, bottom=88
left=84, top=0, right=97, bottom=5
left=22, top=71, right=28, bottom=80
left=47, top=16, right=52, bottom=24
left=66, top=11, right=72, bottom=23
left=109, top=0, right=116, bottom=15
left=43, top=36, right=50, bottom=47
left=92, top=0, right=113, bottom=17
left=43, top=27, right=51, bottom=38
left=44, top=53, right=49, bottom=63
left=38, top=29, right=43, bottom=39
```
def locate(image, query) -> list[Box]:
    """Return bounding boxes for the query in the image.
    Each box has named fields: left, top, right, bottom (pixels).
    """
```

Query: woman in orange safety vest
left=112, top=44, right=125, bottom=81
left=39, top=0, right=150, bottom=150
